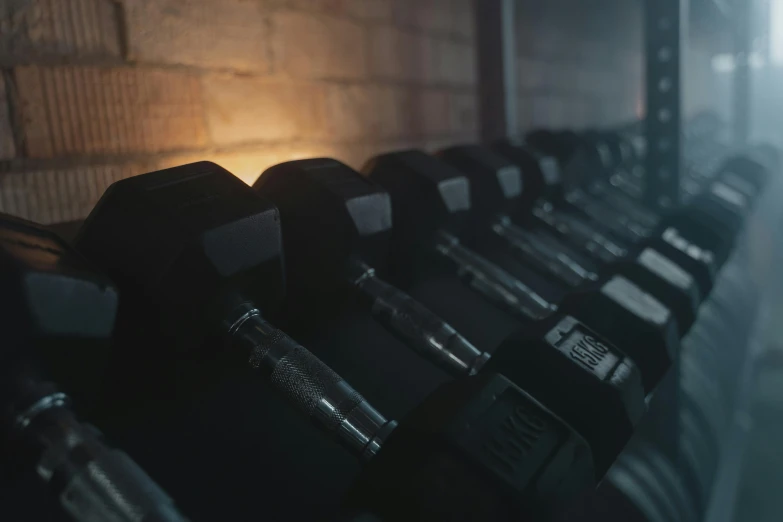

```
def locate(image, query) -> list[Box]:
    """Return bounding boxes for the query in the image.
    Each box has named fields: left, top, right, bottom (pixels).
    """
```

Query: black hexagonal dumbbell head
left=662, top=183, right=747, bottom=271
left=526, top=129, right=603, bottom=188
left=559, top=276, right=679, bottom=393
left=255, top=158, right=644, bottom=478
left=438, top=145, right=523, bottom=227
left=254, top=158, right=392, bottom=301
left=345, top=372, right=595, bottom=521
left=363, top=150, right=471, bottom=273
left=743, top=143, right=778, bottom=193
left=491, top=137, right=564, bottom=206
left=0, top=213, right=118, bottom=417
left=75, top=162, right=285, bottom=352
left=720, top=152, right=770, bottom=199
left=0, top=213, right=117, bottom=367
left=650, top=225, right=718, bottom=299
left=482, top=315, right=644, bottom=479
left=611, top=247, right=701, bottom=336
left=525, top=129, right=580, bottom=168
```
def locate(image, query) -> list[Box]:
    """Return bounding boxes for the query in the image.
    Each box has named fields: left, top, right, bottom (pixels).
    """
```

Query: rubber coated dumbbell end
left=439, top=145, right=523, bottom=220
left=0, top=213, right=118, bottom=360
left=363, top=150, right=471, bottom=243
left=491, top=139, right=563, bottom=204
left=560, top=276, right=680, bottom=393
left=76, top=162, right=285, bottom=351
left=720, top=153, right=770, bottom=195
left=344, top=372, right=595, bottom=522
left=484, top=314, right=645, bottom=478
left=255, top=158, right=392, bottom=293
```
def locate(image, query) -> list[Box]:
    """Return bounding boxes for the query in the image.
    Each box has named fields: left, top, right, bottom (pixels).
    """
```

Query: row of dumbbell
left=0, top=128, right=771, bottom=521
left=558, top=126, right=779, bottom=522
left=585, top=230, right=773, bottom=522
left=489, top=127, right=773, bottom=521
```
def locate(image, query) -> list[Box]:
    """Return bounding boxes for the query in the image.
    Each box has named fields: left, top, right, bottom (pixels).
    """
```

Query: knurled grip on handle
left=58, top=445, right=191, bottom=522
left=9, top=380, right=190, bottom=522
left=348, top=260, right=488, bottom=377
left=266, top=341, right=364, bottom=432
left=230, top=307, right=395, bottom=461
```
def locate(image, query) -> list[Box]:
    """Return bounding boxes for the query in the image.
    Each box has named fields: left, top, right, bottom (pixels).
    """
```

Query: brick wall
left=0, top=0, right=478, bottom=223
left=515, top=0, right=643, bottom=130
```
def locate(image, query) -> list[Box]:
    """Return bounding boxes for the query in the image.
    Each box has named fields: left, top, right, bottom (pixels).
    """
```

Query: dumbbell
left=525, top=134, right=756, bottom=318
left=75, top=162, right=595, bottom=521
left=596, top=128, right=770, bottom=205
left=362, top=150, right=679, bottom=394
left=530, top=128, right=758, bottom=243
left=520, top=129, right=751, bottom=259
left=528, top=129, right=765, bottom=260
left=255, top=158, right=645, bottom=478
left=439, top=145, right=702, bottom=336
left=542, top=131, right=661, bottom=245
left=493, top=136, right=754, bottom=299
left=370, top=144, right=724, bottom=510
left=483, top=139, right=632, bottom=266
left=0, top=214, right=189, bottom=522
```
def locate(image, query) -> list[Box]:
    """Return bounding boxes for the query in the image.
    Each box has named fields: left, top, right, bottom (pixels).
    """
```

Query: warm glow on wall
left=203, top=145, right=346, bottom=186
left=157, top=143, right=370, bottom=187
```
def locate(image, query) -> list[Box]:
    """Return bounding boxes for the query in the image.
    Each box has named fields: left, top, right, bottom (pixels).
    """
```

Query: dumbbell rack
left=644, top=0, right=685, bottom=209
left=2, top=2, right=772, bottom=521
